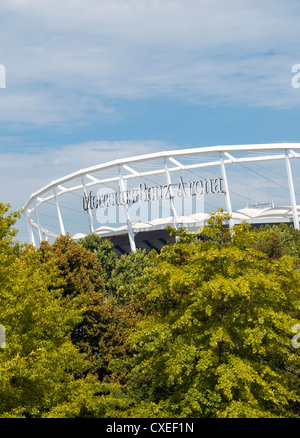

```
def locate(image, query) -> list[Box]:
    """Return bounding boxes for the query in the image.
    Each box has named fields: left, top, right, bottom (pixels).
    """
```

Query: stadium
left=23, top=143, right=300, bottom=255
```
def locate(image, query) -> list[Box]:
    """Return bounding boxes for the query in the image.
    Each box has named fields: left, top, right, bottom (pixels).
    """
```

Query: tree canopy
left=0, top=204, right=125, bottom=417
left=122, top=214, right=300, bottom=417
left=1, top=204, right=300, bottom=418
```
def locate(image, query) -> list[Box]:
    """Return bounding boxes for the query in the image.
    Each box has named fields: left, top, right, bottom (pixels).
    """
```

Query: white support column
left=35, top=206, right=43, bottom=243
left=54, top=188, right=66, bottom=236
left=220, top=153, right=234, bottom=228
left=81, top=176, right=95, bottom=233
left=118, top=166, right=136, bottom=252
left=25, top=212, right=36, bottom=246
left=285, top=150, right=299, bottom=229
left=165, top=158, right=179, bottom=229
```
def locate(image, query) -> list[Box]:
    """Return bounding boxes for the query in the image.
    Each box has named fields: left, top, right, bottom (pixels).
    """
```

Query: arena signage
left=83, top=176, right=224, bottom=211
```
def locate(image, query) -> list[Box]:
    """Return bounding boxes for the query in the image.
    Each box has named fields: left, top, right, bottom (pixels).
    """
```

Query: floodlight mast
left=23, top=143, right=300, bottom=249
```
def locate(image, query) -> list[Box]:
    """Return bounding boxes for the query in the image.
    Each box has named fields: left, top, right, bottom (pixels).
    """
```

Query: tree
left=78, top=235, right=117, bottom=284
left=34, top=233, right=146, bottom=406
left=37, top=234, right=104, bottom=298
left=124, top=211, right=300, bottom=418
left=75, top=236, right=148, bottom=383
left=254, top=223, right=300, bottom=263
left=0, top=204, right=124, bottom=418
left=107, top=249, right=155, bottom=302
left=78, top=233, right=154, bottom=301
left=71, top=294, right=145, bottom=387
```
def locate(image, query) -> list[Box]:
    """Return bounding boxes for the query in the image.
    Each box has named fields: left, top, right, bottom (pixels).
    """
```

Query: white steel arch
left=23, top=143, right=300, bottom=250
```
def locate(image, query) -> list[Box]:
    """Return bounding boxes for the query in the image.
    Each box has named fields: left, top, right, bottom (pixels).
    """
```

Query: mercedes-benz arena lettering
left=83, top=177, right=224, bottom=211
left=23, top=144, right=300, bottom=254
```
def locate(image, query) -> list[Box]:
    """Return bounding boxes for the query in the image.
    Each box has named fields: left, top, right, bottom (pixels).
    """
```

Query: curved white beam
left=23, top=143, right=300, bottom=245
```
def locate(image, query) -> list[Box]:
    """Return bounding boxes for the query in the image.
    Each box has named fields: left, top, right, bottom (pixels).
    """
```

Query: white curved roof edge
left=95, top=225, right=123, bottom=232
left=190, top=212, right=211, bottom=220
left=232, top=210, right=270, bottom=220
left=150, top=216, right=174, bottom=226
left=235, top=205, right=300, bottom=220
left=72, top=233, right=87, bottom=239
left=131, top=221, right=152, bottom=229
left=71, top=206, right=300, bottom=240
left=23, top=142, right=300, bottom=211
left=100, top=206, right=300, bottom=234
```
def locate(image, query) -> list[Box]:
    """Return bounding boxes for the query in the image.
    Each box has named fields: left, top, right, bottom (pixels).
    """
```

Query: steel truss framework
left=23, top=143, right=300, bottom=251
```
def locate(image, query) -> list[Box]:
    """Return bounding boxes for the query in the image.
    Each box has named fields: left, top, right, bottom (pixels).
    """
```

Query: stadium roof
left=23, top=143, right=300, bottom=251
left=71, top=205, right=300, bottom=255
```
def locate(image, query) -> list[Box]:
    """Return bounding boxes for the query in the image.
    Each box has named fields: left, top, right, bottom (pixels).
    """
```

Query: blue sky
left=1, top=0, right=300, bottom=242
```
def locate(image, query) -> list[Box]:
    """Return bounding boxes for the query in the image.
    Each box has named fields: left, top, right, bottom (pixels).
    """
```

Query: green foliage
left=0, top=206, right=95, bottom=417
left=107, top=249, right=155, bottom=302
left=79, top=233, right=155, bottom=301
left=1, top=204, right=300, bottom=418
left=0, top=204, right=125, bottom=418
left=124, top=212, right=300, bottom=418
left=37, top=234, right=104, bottom=298
left=78, top=233, right=102, bottom=253
left=71, top=294, right=144, bottom=385
left=255, top=223, right=300, bottom=262
left=79, top=235, right=118, bottom=284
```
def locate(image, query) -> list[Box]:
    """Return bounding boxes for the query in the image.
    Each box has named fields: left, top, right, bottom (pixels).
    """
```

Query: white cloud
left=1, top=139, right=171, bottom=205
left=2, top=1, right=300, bottom=243
left=1, top=0, right=300, bottom=125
